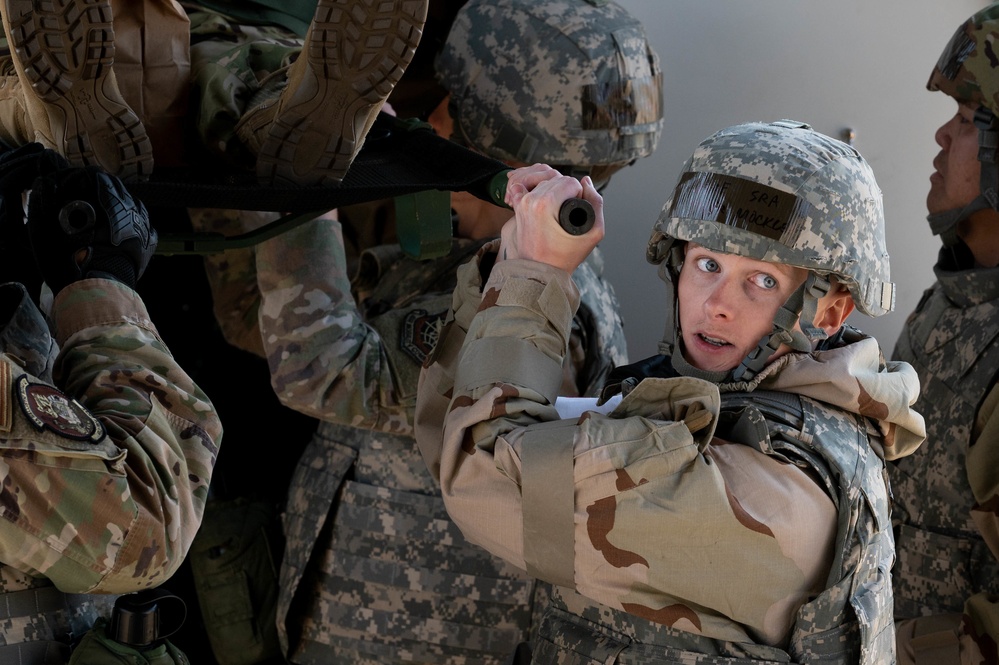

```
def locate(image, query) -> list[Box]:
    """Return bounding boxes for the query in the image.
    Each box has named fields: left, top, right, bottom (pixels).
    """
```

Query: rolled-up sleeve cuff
left=51, top=278, right=156, bottom=345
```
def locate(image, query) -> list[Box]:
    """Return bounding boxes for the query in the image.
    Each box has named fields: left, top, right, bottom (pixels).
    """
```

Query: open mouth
left=698, top=333, right=729, bottom=347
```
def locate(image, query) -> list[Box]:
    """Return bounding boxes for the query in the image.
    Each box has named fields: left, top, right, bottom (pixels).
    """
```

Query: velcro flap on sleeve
left=521, top=419, right=577, bottom=588
left=455, top=337, right=563, bottom=405
left=495, top=277, right=575, bottom=338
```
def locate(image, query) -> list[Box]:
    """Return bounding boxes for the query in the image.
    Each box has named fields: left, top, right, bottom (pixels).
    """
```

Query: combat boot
left=239, top=0, right=428, bottom=187
left=1, top=0, right=153, bottom=181
left=0, top=68, right=31, bottom=148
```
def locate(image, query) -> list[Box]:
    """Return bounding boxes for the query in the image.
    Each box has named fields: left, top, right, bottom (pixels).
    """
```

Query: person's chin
left=686, top=343, right=737, bottom=374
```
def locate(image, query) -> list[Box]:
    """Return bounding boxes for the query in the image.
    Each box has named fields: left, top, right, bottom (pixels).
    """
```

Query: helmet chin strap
left=661, top=270, right=831, bottom=384
left=928, top=106, right=999, bottom=248
left=729, top=274, right=830, bottom=382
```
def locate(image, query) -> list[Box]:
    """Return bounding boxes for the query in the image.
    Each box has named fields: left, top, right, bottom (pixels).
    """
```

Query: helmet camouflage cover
left=928, top=2, right=999, bottom=115
left=435, top=0, right=663, bottom=170
left=647, top=120, right=895, bottom=319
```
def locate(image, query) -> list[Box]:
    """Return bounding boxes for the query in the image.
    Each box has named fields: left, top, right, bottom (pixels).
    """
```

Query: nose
left=935, top=116, right=955, bottom=149
left=702, top=276, right=738, bottom=320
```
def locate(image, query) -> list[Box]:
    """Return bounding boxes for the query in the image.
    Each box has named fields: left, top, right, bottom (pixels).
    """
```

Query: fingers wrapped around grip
left=26, top=160, right=157, bottom=293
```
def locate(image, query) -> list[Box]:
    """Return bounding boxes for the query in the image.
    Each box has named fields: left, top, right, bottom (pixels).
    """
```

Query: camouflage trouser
left=188, top=9, right=302, bottom=166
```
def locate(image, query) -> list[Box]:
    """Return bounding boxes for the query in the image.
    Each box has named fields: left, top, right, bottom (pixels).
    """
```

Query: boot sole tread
left=4, top=0, right=153, bottom=180
left=256, top=0, right=427, bottom=186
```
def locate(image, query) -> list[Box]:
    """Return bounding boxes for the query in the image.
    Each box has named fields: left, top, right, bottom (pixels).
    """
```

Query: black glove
left=27, top=164, right=157, bottom=293
left=0, top=143, right=71, bottom=192
left=0, top=143, right=71, bottom=298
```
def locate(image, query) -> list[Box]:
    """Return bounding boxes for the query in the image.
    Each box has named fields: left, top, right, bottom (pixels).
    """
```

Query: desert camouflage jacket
left=0, top=279, right=221, bottom=595
left=892, top=253, right=999, bottom=660
left=415, top=253, right=925, bottom=663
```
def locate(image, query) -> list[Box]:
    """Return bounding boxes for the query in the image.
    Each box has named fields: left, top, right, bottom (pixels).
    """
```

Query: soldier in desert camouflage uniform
left=191, top=1, right=661, bottom=662
left=890, top=4, right=999, bottom=663
left=416, top=121, right=926, bottom=664
left=0, top=144, right=221, bottom=662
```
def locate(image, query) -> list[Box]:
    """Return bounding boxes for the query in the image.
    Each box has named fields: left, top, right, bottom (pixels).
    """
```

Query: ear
left=813, top=285, right=855, bottom=336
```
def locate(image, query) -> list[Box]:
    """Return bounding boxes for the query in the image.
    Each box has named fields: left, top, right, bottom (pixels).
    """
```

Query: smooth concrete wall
left=603, top=0, right=988, bottom=360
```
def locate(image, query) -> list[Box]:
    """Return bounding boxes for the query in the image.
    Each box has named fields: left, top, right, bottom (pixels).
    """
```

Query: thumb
left=499, top=217, right=519, bottom=262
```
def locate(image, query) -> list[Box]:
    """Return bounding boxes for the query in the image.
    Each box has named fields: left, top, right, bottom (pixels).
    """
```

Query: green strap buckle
left=395, top=190, right=453, bottom=260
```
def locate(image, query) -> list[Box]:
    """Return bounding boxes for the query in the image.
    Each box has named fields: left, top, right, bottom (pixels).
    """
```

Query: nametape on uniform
left=16, top=376, right=105, bottom=442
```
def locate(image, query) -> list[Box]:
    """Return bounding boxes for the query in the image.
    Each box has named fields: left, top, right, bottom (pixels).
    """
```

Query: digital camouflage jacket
left=0, top=279, right=220, bottom=660
left=415, top=253, right=925, bottom=664
left=892, top=252, right=999, bottom=662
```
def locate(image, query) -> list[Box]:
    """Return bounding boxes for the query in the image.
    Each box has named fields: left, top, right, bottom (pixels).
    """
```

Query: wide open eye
left=695, top=256, right=719, bottom=273
left=751, top=273, right=778, bottom=290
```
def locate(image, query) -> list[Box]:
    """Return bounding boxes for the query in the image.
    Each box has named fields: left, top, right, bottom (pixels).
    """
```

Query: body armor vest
left=0, top=574, right=113, bottom=665
left=533, top=386, right=895, bottom=665
left=276, top=239, right=627, bottom=663
left=891, top=265, right=999, bottom=618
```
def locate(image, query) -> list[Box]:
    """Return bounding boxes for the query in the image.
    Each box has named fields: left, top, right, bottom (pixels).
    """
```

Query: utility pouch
left=188, top=497, right=282, bottom=665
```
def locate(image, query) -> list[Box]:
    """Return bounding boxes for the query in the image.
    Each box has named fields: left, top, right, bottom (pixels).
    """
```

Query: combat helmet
left=435, top=0, right=663, bottom=185
left=926, top=2, right=999, bottom=245
left=647, top=120, right=895, bottom=382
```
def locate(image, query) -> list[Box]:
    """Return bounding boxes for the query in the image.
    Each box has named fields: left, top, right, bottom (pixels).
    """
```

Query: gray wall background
left=601, top=0, right=988, bottom=360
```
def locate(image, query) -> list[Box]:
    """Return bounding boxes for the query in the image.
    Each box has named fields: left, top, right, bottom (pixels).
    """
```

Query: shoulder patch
left=16, top=375, right=105, bottom=442
left=400, top=309, right=447, bottom=365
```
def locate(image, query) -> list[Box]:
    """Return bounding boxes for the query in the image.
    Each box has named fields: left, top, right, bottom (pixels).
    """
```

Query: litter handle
left=558, top=198, right=595, bottom=235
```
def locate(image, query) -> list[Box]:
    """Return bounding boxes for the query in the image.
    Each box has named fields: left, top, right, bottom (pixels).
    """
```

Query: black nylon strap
left=0, top=587, right=74, bottom=665
left=0, top=640, right=67, bottom=665
left=0, top=585, right=67, bottom=620
left=131, top=114, right=508, bottom=216
left=135, top=114, right=511, bottom=259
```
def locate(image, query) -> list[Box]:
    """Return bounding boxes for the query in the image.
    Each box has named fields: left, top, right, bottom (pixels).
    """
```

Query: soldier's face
left=677, top=244, right=807, bottom=373
left=928, top=102, right=982, bottom=214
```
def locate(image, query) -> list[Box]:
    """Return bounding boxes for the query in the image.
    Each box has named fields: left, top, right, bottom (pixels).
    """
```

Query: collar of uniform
left=933, top=246, right=999, bottom=307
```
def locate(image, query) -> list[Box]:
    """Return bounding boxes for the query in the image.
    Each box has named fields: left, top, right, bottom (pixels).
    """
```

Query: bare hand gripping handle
left=487, top=170, right=595, bottom=236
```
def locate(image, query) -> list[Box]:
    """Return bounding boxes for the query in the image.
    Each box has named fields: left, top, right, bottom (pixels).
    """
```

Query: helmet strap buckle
left=975, top=107, right=999, bottom=209
left=730, top=274, right=829, bottom=383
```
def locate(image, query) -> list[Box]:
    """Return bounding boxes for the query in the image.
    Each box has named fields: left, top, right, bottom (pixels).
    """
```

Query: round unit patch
left=16, top=375, right=105, bottom=442
left=401, top=309, right=447, bottom=365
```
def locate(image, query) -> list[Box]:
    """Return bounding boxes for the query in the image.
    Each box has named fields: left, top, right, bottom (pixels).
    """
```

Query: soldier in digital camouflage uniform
left=0, top=144, right=221, bottom=662
left=889, top=4, right=999, bottom=663
left=415, top=121, right=927, bottom=664
left=190, top=1, right=661, bottom=662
